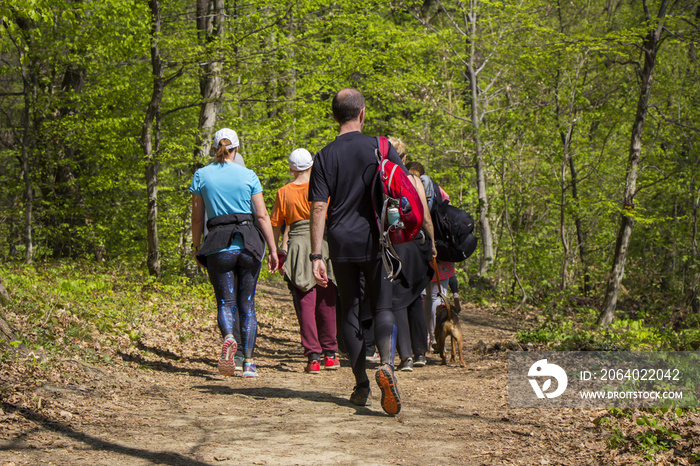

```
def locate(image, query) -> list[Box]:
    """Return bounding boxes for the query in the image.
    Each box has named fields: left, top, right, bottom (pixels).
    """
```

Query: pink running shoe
left=217, top=337, right=237, bottom=376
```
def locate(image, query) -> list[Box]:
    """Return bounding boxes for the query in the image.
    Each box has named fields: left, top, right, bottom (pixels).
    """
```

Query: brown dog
left=434, top=294, right=466, bottom=367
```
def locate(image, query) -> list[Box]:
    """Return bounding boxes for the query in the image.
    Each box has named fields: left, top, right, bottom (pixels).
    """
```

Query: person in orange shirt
left=271, top=149, right=339, bottom=373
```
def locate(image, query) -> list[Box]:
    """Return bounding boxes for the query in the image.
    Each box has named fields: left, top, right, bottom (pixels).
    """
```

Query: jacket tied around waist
left=196, top=213, right=266, bottom=267
left=284, top=219, right=334, bottom=292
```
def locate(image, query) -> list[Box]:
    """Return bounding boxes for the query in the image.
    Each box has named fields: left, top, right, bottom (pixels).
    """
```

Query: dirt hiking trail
left=2, top=281, right=616, bottom=465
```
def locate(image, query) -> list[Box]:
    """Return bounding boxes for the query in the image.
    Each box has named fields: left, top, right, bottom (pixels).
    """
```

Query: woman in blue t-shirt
left=190, top=128, right=278, bottom=378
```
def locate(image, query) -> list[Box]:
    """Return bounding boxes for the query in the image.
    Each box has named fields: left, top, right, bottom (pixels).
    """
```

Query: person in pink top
left=405, top=163, right=459, bottom=349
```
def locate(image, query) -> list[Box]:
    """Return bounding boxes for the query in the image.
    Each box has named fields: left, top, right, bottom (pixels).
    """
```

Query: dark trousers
left=207, top=249, right=261, bottom=359
left=395, top=296, right=428, bottom=361
left=333, top=259, right=395, bottom=385
left=293, top=283, right=338, bottom=358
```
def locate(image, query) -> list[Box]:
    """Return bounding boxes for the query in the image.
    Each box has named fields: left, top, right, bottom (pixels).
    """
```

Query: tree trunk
left=0, top=278, right=21, bottom=351
left=0, top=278, right=9, bottom=306
left=15, top=17, right=36, bottom=264
left=465, top=7, right=494, bottom=277
left=141, top=0, right=165, bottom=279
left=21, top=98, right=33, bottom=264
left=0, top=282, right=30, bottom=356
left=194, top=0, right=225, bottom=161
left=688, top=183, right=699, bottom=312
left=558, top=125, right=572, bottom=290
left=0, top=313, right=19, bottom=348
left=555, top=3, right=591, bottom=293
left=597, top=0, right=670, bottom=326
left=570, top=155, right=591, bottom=295
left=502, top=146, right=527, bottom=310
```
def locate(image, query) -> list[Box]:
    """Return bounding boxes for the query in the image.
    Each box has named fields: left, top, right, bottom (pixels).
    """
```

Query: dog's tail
left=438, top=291, right=452, bottom=320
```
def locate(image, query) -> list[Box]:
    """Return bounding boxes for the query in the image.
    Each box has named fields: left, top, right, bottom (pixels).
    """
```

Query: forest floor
left=0, top=278, right=695, bottom=465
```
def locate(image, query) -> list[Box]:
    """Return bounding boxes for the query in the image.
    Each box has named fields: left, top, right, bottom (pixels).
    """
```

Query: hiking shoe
left=234, top=356, right=244, bottom=371
left=324, top=355, right=340, bottom=370
left=305, top=360, right=321, bottom=374
left=365, top=352, right=380, bottom=363
left=376, top=364, right=401, bottom=416
left=397, top=357, right=414, bottom=372
left=242, top=362, right=258, bottom=378
left=413, top=354, right=427, bottom=367
left=350, top=385, right=372, bottom=407
left=217, top=337, right=237, bottom=376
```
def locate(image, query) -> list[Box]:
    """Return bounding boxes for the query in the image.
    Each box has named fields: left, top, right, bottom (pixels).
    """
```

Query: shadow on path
left=194, top=384, right=386, bottom=417
left=117, top=347, right=217, bottom=379
left=0, top=401, right=210, bottom=466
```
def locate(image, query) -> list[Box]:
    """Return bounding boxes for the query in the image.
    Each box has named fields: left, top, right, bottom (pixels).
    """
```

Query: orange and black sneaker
left=350, top=385, right=372, bottom=407
left=376, top=364, right=401, bottom=416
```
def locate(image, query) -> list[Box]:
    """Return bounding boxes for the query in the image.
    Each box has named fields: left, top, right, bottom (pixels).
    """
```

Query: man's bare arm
left=310, top=201, right=329, bottom=287
left=310, top=201, right=328, bottom=255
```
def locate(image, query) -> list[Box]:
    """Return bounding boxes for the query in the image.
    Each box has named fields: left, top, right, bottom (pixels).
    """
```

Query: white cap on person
left=214, top=128, right=239, bottom=150
left=288, top=148, right=313, bottom=171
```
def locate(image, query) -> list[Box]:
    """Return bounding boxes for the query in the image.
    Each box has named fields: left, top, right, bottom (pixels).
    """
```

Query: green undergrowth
left=515, top=291, right=700, bottom=351
left=598, top=406, right=698, bottom=462
left=0, top=260, right=216, bottom=361
left=513, top=290, right=700, bottom=462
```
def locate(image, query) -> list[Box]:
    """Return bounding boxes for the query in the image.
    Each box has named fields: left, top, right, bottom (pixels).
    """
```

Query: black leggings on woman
left=207, top=249, right=261, bottom=359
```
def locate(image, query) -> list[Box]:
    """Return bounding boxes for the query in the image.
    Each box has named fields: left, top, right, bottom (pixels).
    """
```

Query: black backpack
left=432, top=200, right=478, bottom=263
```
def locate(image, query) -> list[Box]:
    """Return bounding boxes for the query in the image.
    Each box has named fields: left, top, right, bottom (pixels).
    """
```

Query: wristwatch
left=309, top=253, right=323, bottom=262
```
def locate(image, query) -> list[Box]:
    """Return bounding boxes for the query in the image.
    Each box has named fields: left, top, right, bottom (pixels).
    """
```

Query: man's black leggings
left=333, top=259, right=396, bottom=386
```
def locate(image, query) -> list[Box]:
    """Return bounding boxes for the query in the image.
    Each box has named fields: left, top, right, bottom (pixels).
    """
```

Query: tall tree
left=409, top=0, right=517, bottom=277
left=597, top=0, right=674, bottom=325
left=463, top=2, right=495, bottom=277
left=2, top=7, right=42, bottom=263
left=140, top=0, right=184, bottom=278
left=194, top=0, right=225, bottom=160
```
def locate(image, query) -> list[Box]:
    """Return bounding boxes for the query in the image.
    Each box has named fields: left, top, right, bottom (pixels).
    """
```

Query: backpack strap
left=375, top=136, right=389, bottom=163
left=432, top=179, right=444, bottom=209
left=372, top=136, right=402, bottom=281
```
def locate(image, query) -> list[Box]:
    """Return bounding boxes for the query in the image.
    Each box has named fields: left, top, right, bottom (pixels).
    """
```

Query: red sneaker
left=304, top=360, right=321, bottom=374
left=324, top=355, right=340, bottom=370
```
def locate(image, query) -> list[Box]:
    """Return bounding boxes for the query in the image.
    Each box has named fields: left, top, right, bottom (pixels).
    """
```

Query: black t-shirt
left=309, top=131, right=404, bottom=262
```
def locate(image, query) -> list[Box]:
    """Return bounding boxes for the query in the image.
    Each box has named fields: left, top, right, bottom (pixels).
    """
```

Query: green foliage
left=516, top=289, right=700, bottom=351
left=598, top=406, right=698, bottom=462
left=606, top=425, right=627, bottom=449
left=0, top=0, right=698, bottom=327
left=0, top=261, right=213, bottom=354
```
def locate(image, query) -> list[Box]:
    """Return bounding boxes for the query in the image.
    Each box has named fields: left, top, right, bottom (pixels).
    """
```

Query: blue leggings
left=206, top=249, right=261, bottom=359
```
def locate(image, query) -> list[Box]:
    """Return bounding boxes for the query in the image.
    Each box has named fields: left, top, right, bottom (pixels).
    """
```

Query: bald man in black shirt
left=309, top=88, right=405, bottom=416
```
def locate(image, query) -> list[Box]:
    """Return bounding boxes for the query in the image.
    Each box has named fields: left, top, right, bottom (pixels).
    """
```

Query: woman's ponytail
left=214, top=139, right=231, bottom=164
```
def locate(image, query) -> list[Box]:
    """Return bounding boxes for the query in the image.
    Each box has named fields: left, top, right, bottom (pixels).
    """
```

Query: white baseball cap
left=214, top=128, right=239, bottom=150
left=288, top=148, right=313, bottom=171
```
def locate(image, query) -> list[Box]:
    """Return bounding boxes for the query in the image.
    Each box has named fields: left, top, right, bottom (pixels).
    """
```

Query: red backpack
left=371, top=136, right=425, bottom=280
